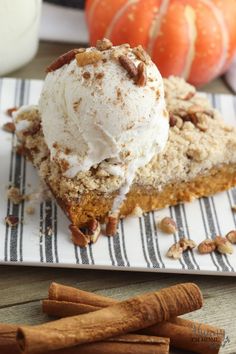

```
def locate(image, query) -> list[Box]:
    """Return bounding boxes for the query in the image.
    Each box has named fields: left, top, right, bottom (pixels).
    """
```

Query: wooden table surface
left=2, top=41, right=236, bottom=354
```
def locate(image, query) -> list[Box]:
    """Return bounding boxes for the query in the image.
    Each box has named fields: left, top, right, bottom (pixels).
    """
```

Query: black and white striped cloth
left=0, top=77, right=236, bottom=275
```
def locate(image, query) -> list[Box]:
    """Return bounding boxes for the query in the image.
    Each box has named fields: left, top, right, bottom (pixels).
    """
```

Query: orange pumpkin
left=86, top=0, right=236, bottom=86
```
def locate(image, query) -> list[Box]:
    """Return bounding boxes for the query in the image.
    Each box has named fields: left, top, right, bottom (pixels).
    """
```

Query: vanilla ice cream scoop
left=39, top=40, right=169, bottom=211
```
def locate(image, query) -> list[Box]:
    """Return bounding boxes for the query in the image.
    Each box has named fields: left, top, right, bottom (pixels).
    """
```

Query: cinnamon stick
left=43, top=282, right=224, bottom=354
left=17, top=283, right=202, bottom=353
left=0, top=324, right=21, bottom=354
left=0, top=324, right=169, bottom=354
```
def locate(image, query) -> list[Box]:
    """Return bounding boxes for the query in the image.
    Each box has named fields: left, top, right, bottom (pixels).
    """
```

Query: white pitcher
left=0, top=0, right=42, bottom=76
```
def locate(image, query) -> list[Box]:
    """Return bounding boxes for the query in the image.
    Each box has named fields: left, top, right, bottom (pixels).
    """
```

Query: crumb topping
left=15, top=77, right=236, bottom=203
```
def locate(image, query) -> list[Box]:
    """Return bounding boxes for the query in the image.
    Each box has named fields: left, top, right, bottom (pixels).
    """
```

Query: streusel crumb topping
left=17, top=77, right=236, bottom=203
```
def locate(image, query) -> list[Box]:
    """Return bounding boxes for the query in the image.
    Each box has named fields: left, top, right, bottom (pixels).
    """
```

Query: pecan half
left=215, top=236, right=233, bottom=255
left=158, top=217, right=177, bottom=234
left=135, top=62, right=147, bottom=87
left=46, top=49, right=84, bottom=72
left=119, top=55, right=138, bottom=78
left=5, top=215, right=19, bottom=227
left=226, top=230, right=236, bottom=244
left=198, top=239, right=216, bottom=254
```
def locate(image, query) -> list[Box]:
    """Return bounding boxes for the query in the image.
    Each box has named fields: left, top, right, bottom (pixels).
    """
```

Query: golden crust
left=56, top=163, right=236, bottom=227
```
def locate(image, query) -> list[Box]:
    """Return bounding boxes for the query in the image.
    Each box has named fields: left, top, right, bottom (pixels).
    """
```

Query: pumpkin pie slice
left=14, top=76, right=236, bottom=239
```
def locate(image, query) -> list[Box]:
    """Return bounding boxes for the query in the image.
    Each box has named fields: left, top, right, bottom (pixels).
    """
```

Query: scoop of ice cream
left=39, top=42, right=169, bottom=181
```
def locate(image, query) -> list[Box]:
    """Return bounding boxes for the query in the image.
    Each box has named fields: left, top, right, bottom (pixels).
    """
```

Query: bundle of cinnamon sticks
left=0, top=282, right=225, bottom=354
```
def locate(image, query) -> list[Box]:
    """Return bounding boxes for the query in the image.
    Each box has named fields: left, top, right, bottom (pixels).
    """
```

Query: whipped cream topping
left=38, top=43, right=169, bottom=212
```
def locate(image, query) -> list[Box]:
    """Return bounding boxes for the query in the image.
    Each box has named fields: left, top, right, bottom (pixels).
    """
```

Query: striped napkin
left=0, top=77, right=236, bottom=275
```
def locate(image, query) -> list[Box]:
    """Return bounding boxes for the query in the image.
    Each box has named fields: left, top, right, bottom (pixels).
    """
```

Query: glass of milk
left=0, top=0, right=42, bottom=76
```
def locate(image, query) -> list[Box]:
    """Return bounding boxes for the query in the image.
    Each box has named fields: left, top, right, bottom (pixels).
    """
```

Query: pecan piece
left=179, top=238, right=196, bottom=251
left=198, top=239, right=216, bottom=254
left=96, top=38, right=113, bottom=51
left=135, top=62, right=147, bottom=87
left=166, top=243, right=183, bottom=260
left=7, top=187, right=24, bottom=204
left=46, top=49, right=83, bottom=73
left=6, top=107, right=18, bottom=117
left=69, top=225, right=89, bottom=248
left=106, top=213, right=119, bottom=236
left=2, top=122, right=15, bottom=133
left=87, top=219, right=101, bottom=244
left=215, top=236, right=233, bottom=255
left=132, top=45, right=151, bottom=64
left=5, top=215, right=19, bottom=227
left=76, top=50, right=102, bottom=67
left=119, top=55, right=138, bottom=78
left=158, top=217, right=177, bottom=234
left=226, top=230, right=236, bottom=244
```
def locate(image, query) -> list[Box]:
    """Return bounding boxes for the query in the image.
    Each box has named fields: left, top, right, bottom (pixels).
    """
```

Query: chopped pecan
left=46, top=49, right=83, bottom=72
left=226, top=230, right=236, bottom=244
left=167, top=238, right=196, bottom=260
left=96, top=38, right=113, bottom=51
left=215, top=236, right=233, bottom=255
left=179, top=238, right=196, bottom=251
left=5, top=215, right=19, bottom=227
left=87, top=219, right=101, bottom=244
left=198, top=239, right=216, bottom=254
left=166, top=243, right=183, bottom=260
left=6, top=107, right=18, bottom=117
left=2, top=122, right=15, bottom=133
left=135, top=62, right=147, bottom=87
left=76, top=50, right=102, bottom=67
left=7, top=187, right=24, bottom=204
left=106, top=213, right=119, bottom=236
left=69, top=224, right=89, bottom=248
left=158, top=217, right=177, bottom=234
left=132, top=45, right=151, bottom=64
left=119, top=55, right=138, bottom=79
